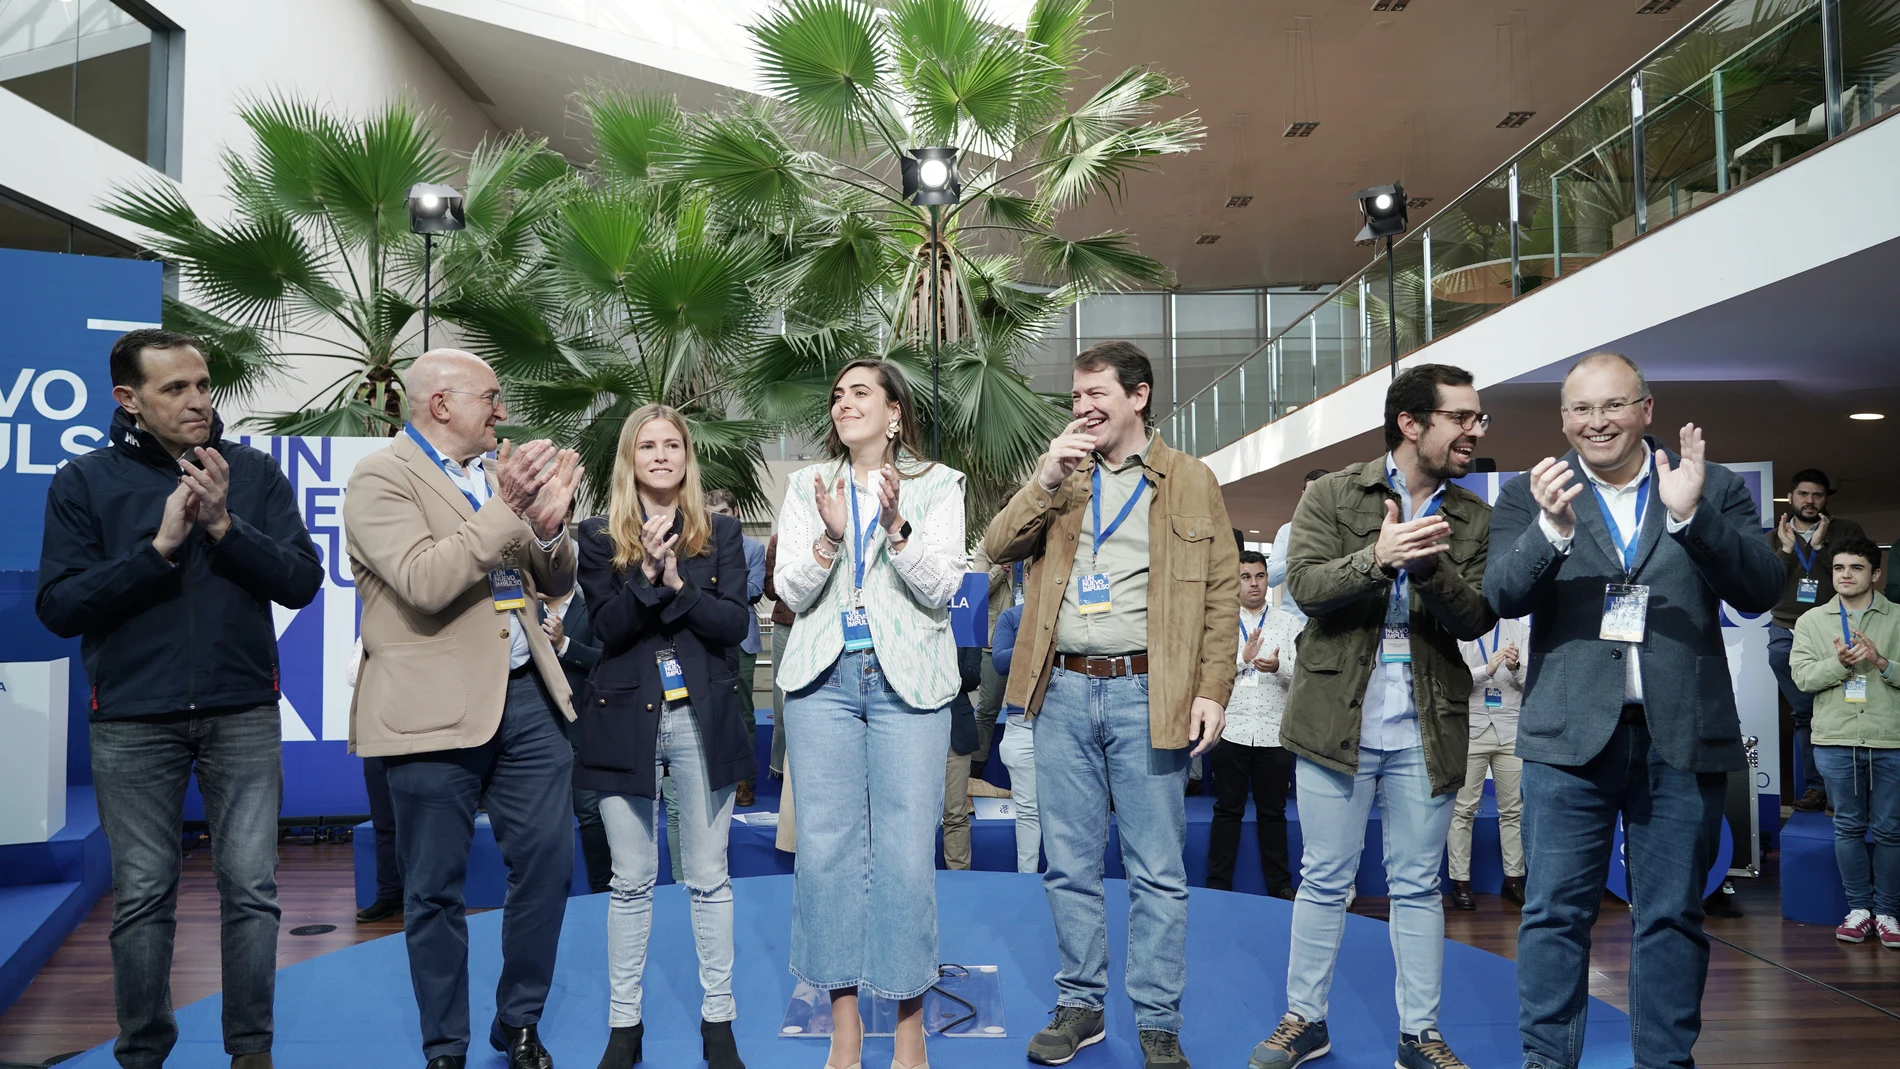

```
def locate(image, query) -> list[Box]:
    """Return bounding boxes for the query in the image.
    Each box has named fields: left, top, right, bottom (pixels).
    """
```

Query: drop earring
left=886, top=417, right=900, bottom=440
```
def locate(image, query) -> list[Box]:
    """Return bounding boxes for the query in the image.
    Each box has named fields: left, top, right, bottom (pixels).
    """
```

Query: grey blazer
left=1484, top=441, right=1782, bottom=774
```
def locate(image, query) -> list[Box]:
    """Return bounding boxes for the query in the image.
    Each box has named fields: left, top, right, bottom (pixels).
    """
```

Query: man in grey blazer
left=1485, top=352, right=1781, bottom=1069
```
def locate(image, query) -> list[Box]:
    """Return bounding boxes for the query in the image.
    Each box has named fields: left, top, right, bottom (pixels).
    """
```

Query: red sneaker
left=1877, top=916, right=1900, bottom=949
left=1837, top=909, right=1874, bottom=943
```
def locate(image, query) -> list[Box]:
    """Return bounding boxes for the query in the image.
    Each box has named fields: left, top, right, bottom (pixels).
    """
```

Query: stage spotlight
left=901, top=146, right=961, bottom=207
left=406, top=183, right=465, bottom=234
left=1353, top=182, right=1408, bottom=242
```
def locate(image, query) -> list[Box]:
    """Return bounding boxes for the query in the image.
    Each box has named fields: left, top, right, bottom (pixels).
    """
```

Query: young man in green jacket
left=1790, top=536, right=1900, bottom=948
left=1249, top=364, right=1497, bottom=1069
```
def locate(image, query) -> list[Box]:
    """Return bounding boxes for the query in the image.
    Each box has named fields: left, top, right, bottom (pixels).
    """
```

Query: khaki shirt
left=1056, top=442, right=1153, bottom=654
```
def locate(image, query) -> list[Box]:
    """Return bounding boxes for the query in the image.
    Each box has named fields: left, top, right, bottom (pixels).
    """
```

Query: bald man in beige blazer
left=345, top=349, right=583, bottom=1069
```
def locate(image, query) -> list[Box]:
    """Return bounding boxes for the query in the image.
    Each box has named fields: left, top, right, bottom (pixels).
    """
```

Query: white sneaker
left=1837, top=908, right=1874, bottom=943
left=1876, top=915, right=1900, bottom=949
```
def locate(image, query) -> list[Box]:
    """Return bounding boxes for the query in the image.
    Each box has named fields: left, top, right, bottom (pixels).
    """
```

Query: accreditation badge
left=1078, top=572, right=1112, bottom=615
left=1380, top=624, right=1411, bottom=664
left=841, top=607, right=874, bottom=651
left=1796, top=578, right=1820, bottom=604
left=1845, top=674, right=1870, bottom=704
left=1484, top=688, right=1504, bottom=709
left=1600, top=583, right=1650, bottom=643
left=657, top=650, right=688, bottom=702
left=488, top=567, right=526, bottom=612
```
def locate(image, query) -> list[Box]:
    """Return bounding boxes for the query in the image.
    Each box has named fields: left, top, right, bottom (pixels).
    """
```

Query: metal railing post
left=1508, top=163, right=1523, bottom=298
left=1631, top=74, right=1649, bottom=237
left=1821, top=0, right=1845, bottom=137
left=1712, top=68, right=1729, bottom=193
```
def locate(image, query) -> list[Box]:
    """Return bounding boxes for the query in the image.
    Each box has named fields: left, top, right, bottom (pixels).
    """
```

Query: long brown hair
left=822, top=359, right=932, bottom=476
left=607, top=404, right=712, bottom=573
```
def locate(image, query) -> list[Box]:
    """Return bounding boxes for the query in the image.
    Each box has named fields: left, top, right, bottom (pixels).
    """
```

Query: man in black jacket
left=36, top=329, right=322, bottom=1069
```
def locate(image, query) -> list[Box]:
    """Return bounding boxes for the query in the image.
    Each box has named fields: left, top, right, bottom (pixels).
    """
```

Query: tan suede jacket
left=982, top=434, right=1240, bottom=749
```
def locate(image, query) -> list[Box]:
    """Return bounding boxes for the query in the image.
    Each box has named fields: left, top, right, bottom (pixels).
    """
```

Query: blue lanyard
left=406, top=424, right=483, bottom=511
left=1794, top=531, right=1818, bottom=575
left=1239, top=608, right=1268, bottom=643
left=1841, top=602, right=1855, bottom=646
left=1476, top=622, right=1502, bottom=661
left=1385, top=470, right=1445, bottom=601
left=1091, top=464, right=1148, bottom=554
left=1591, top=476, right=1650, bottom=573
left=846, top=471, right=880, bottom=592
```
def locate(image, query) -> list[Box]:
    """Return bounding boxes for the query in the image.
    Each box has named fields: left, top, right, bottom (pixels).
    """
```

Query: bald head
left=407, top=348, right=505, bottom=461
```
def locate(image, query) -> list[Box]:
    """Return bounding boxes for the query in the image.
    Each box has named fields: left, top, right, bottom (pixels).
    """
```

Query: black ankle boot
left=595, top=1023, right=643, bottom=1069
left=701, top=1019, right=744, bottom=1069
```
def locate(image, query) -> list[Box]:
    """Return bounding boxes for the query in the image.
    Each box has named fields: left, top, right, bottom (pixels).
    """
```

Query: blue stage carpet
left=60, top=872, right=1631, bottom=1069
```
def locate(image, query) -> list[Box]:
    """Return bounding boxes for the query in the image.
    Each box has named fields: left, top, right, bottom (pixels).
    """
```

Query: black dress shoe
left=701, top=1019, right=744, bottom=1069
left=425, top=1057, right=465, bottom=1069
left=356, top=896, right=403, bottom=923
left=1500, top=876, right=1526, bottom=907
left=596, top=1023, right=642, bottom=1069
left=1270, top=886, right=1297, bottom=901
left=491, top=1022, right=553, bottom=1069
left=1449, top=880, right=1476, bottom=911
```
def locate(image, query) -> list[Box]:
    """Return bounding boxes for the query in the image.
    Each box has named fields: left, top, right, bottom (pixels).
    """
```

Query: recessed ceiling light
left=1497, top=111, right=1537, bottom=128
left=1195, top=234, right=1222, bottom=245
left=1849, top=412, right=1886, bottom=420
left=1248, top=529, right=1261, bottom=535
left=1283, top=121, right=1320, bottom=137
left=1226, top=195, right=1254, bottom=208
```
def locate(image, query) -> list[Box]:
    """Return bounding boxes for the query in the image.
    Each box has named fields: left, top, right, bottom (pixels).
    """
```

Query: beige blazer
left=344, top=433, right=576, bottom=757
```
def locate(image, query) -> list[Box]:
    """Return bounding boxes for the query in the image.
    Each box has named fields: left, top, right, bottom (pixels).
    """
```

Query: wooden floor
left=2, top=841, right=1896, bottom=1067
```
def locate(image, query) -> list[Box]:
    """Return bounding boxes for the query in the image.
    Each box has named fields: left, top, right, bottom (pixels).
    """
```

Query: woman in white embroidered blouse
left=773, top=359, right=966, bottom=1069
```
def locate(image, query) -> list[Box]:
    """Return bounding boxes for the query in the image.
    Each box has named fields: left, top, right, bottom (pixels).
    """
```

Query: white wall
left=1201, top=113, right=1900, bottom=487
left=0, top=0, right=500, bottom=423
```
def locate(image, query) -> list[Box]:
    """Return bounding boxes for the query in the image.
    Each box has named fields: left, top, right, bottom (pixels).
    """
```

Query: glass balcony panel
left=1717, top=3, right=1828, bottom=193
left=1840, top=0, right=1900, bottom=133
left=1387, top=232, right=1427, bottom=363
left=1314, top=293, right=1351, bottom=399
left=1174, top=291, right=1262, bottom=428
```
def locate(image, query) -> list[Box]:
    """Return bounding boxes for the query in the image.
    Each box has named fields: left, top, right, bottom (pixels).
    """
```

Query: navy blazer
left=1484, top=440, right=1783, bottom=774
left=573, top=512, right=759, bottom=798
left=551, top=587, right=602, bottom=701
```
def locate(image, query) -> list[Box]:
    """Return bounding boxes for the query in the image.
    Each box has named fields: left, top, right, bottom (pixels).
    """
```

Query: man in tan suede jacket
left=985, top=340, right=1238, bottom=1069
left=345, top=349, right=582, bottom=1069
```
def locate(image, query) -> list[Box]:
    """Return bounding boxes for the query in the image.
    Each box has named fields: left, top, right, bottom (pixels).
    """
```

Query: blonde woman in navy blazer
left=576, top=404, right=754, bottom=1069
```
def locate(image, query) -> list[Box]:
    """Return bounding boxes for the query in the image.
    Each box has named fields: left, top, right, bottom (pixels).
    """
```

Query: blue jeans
left=785, top=651, right=950, bottom=1000
left=384, top=676, right=575, bottom=1061
left=1518, top=720, right=1726, bottom=1069
left=1769, top=625, right=1822, bottom=794
left=1035, top=668, right=1190, bottom=1034
left=1285, top=746, right=1453, bottom=1037
left=599, top=704, right=738, bottom=1026
left=90, top=705, right=283, bottom=1069
left=1813, top=745, right=1900, bottom=918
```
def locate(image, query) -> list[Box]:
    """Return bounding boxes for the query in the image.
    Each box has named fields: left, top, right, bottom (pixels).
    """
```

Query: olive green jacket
left=1281, top=457, right=1498, bottom=794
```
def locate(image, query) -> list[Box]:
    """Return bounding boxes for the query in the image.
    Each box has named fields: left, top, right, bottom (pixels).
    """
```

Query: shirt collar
left=1097, top=432, right=1157, bottom=474
left=1579, top=454, right=1652, bottom=494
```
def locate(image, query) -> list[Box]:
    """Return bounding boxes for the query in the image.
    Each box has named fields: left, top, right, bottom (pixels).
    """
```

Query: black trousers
left=1207, top=739, right=1295, bottom=893
left=362, top=756, right=403, bottom=902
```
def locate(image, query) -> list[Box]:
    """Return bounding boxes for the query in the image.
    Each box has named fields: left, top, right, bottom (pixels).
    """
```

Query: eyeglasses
left=1561, top=397, right=1648, bottom=422
left=1423, top=409, right=1491, bottom=432
left=443, top=388, right=505, bottom=409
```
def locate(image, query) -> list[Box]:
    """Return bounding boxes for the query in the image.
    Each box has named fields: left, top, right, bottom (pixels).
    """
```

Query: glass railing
left=1165, top=0, right=1900, bottom=457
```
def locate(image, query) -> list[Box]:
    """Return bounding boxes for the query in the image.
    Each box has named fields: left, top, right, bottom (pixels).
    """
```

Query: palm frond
left=750, top=0, right=894, bottom=152
left=242, top=400, right=402, bottom=437
left=583, top=89, right=684, bottom=184
left=1024, top=231, right=1173, bottom=290
left=161, top=296, right=287, bottom=405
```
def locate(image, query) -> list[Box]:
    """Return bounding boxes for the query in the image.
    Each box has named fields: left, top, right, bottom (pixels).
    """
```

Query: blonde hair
left=607, top=404, right=713, bottom=573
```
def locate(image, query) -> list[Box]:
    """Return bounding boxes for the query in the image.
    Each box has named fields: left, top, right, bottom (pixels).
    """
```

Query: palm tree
left=101, top=94, right=567, bottom=435
left=670, top=0, right=1205, bottom=522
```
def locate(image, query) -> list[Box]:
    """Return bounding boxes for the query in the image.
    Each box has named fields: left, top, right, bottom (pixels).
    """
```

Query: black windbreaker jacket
left=36, top=408, right=323, bottom=721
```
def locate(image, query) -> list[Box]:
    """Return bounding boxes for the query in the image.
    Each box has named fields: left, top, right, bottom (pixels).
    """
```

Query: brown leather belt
left=1054, top=652, right=1149, bottom=678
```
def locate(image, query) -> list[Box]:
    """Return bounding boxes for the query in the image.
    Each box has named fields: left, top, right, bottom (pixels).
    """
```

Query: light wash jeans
left=598, top=705, right=737, bottom=1026
left=1036, top=668, right=1190, bottom=1034
left=785, top=650, right=950, bottom=1000
left=1286, top=746, right=1454, bottom=1037
left=1813, top=745, right=1900, bottom=918
left=1000, top=717, right=1041, bottom=873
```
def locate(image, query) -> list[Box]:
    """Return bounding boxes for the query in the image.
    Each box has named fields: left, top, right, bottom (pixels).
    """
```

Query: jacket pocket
left=1293, top=628, right=1348, bottom=673
left=1169, top=515, right=1213, bottom=582
left=1520, top=658, right=1566, bottom=738
left=1694, top=655, right=1743, bottom=744
left=371, top=635, right=466, bottom=734
left=579, top=682, right=649, bottom=774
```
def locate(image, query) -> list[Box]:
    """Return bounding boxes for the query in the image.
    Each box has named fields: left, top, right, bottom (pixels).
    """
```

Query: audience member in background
left=1486, top=351, right=1781, bottom=1069
left=1268, top=469, right=1330, bottom=622
left=941, top=645, right=986, bottom=869
left=348, top=637, right=404, bottom=923
left=990, top=596, right=1040, bottom=872
left=574, top=404, right=754, bottom=1069
left=537, top=574, right=611, bottom=896
left=1251, top=364, right=1496, bottom=1069
left=1766, top=469, right=1866, bottom=814
left=708, top=488, right=765, bottom=808
left=763, top=532, right=794, bottom=779
left=37, top=329, right=322, bottom=1069
left=969, top=543, right=1017, bottom=776
left=985, top=341, right=1237, bottom=1069
left=774, top=360, right=968, bottom=1069
left=1448, top=615, right=1530, bottom=911
left=1209, top=551, right=1301, bottom=899
left=1790, top=536, right=1900, bottom=949
left=343, top=349, right=582, bottom=1069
